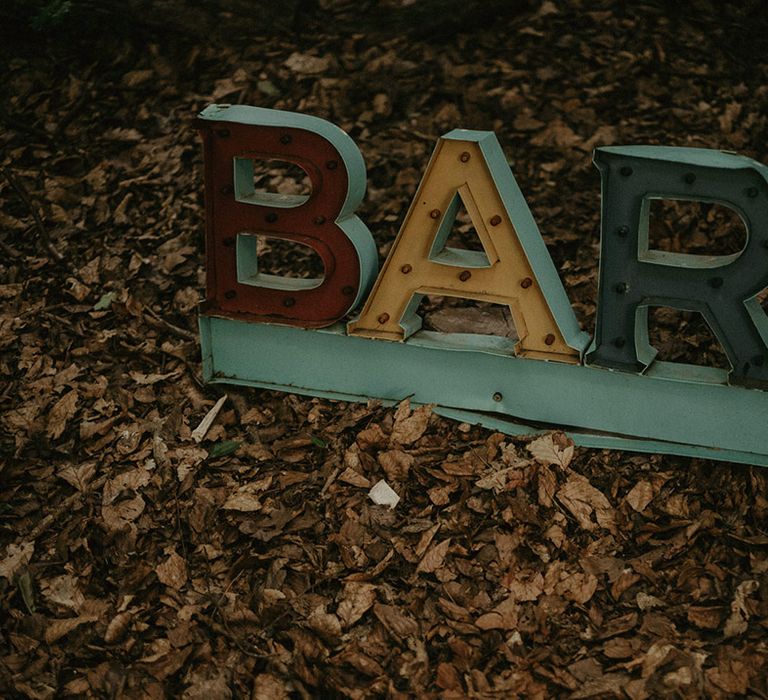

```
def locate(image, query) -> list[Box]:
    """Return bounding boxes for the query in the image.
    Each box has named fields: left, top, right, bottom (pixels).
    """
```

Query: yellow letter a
left=347, top=130, right=588, bottom=363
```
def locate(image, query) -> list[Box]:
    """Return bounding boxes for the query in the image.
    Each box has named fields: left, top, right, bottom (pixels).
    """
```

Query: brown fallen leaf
left=333, top=648, right=384, bottom=677
left=557, top=474, right=617, bottom=533
left=103, top=465, right=152, bottom=505
left=557, top=571, right=598, bottom=605
left=222, top=481, right=269, bottom=512
left=338, top=467, right=371, bottom=488
left=537, top=462, right=558, bottom=507
left=476, top=465, right=531, bottom=493
left=428, top=482, right=457, bottom=505
left=41, top=574, right=85, bottom=612
left=723, top=579, right=758, bottom=638
left=252, top=673, right=291, bottom=700
left=45, top=611, right=100, bottom=643
left=626, top=479, right=655, bottom=513
left=129, top=370, right=182, bottom=385
left=391, top=399, right=432, bottom=445
left=501, top=571, right=545, bottom=602
left=435, top=661, right=464, bottom=691
left=416, top=538, right=451, bottom=574
left=415, top=523, right=440, bottom=559
left=156, top=549, right=188, bottom=589
left=373, top=602, right=420, bottom=637
left=284, top=52, right=331, bottom=75
left=336, top=582, right=377, bottom=628
left=378, top=449, right=414, bottom=481
left=101, top=494, right=145, bottom=532
left=307, top=606, right=342, bottom=643
left=475, top=596, right=519, bottom=630
left=104, top=610, right=133, bottom=644
left=0, top=541, right=34, bottom=581
left=58, top=462, right=98, bottom=491
left=528, top=432, right=574, bottom=470
left=47, top=389, right=78, bottom=439
left=705, top=658, right=749, bottom=695
left=687, top=605, right=724, bottom=630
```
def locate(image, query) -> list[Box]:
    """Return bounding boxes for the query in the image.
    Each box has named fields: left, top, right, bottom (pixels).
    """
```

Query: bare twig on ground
left=1, top=165, right=65, bottom=262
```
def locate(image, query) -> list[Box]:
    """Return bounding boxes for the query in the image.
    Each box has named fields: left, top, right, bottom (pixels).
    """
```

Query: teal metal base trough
left=200, top=315, right=768, bottom=467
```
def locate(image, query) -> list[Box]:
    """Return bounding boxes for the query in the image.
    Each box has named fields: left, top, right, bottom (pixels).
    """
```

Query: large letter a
left=348, top=130, right=588, bottom=363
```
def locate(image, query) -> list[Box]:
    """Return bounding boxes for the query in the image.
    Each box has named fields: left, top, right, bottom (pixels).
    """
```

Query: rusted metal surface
left=197, top=104, right=378, bottom=327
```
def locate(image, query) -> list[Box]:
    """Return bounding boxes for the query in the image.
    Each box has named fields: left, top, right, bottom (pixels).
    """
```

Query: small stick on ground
left=144, top=306, right=198, bottom=341
left=1, top=165, right=65, bottom=262
left=23, top=474, right=109, bottom=543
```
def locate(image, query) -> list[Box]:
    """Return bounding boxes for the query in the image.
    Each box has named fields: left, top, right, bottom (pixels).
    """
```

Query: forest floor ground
left=1, top=1, right=768, bottom=697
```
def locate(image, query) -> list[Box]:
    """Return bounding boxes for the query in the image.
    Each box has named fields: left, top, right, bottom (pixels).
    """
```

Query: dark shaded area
left=2, top=1, right=768, bottom=697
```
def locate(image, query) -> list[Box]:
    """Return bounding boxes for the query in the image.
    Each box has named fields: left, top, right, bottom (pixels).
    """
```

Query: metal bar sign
left=196, top=104, right=768, bottom=466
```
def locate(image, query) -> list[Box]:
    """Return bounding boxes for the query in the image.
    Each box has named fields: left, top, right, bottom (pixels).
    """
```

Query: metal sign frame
left=196, top=105, right=768, bottom=467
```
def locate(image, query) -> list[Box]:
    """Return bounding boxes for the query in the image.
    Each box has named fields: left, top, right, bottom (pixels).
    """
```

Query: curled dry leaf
left=626, top=479, right=655, bottom=513
left=57, top=462, right=97, bottom=491
left=391, top=399, right=432, bottom=445
left=476, top=465, right=531, bottom=493
left=101, top=494, right=145, bottom=532
left=47, top=389, right=78, bottom=439
left=156, top=550, right=188, bottom=589
left=537, top=463, right=558, bottom=507
left=416, top=538, right=451, bottom=574
left=102, top=465, right=151, bottom=505
left=377, top=449, right=414, bottom=481
left=475, top=597, right=519, bottom=630
left=173, top=445, right=208, bottom=482
left=723, top=579, right=758, bottom=638
left=687, top=605, right=724, bottom=630
left=284, top=52, right=331, bottom=75
left=222, top=482, right=270, bottom=512
left=501, top=571, right=545, bottom=602
left=0, top=541, right=34, bottom=581
left=104, top=610, right=133, bottom=644
left=338, top=466, right=371, bottom=488
left=41, top=574, right=85, bottom=612
left=129, top=370, right=182, bottom=385
left=373, top=603, right=420, bottom=637
left=45, top=611, right=100, bottom=644
left=557, top=474, right=617, bottom=533
left=252, top=673, right=291, bottom=700
left=336, top=582, right=377, bottom=628
left=528, top=432, right=574, bottom=469
left=307, top=606, right=342, bottom=643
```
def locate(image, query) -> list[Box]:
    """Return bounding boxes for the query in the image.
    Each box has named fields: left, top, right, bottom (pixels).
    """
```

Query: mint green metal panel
left=442, top=129, right=590, bottom=356
left=199, top=315, right=768, bottom=466
left=435, top=407, right=768, bottom=467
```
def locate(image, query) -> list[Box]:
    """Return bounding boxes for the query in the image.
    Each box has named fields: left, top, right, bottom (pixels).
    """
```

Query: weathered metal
left=196, top=104, right=768, bottom=467
left=200, top=317, right=768, bottom=467
left=347, top=130, right=589, bottom=363
left=587, top=146, right=768, bottom=388
left=196, top=104, right=378, bottom=327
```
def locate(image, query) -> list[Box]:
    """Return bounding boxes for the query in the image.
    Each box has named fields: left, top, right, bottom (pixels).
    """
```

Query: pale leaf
left=626, top=480, right=655, bottom=513
left=391, top=400, right=432, bottom=445
left=528, top=432, right=574, bottom=469
left=416, top=538, right=451, bottom=574
left=0, top=541, right=34, bottom=581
